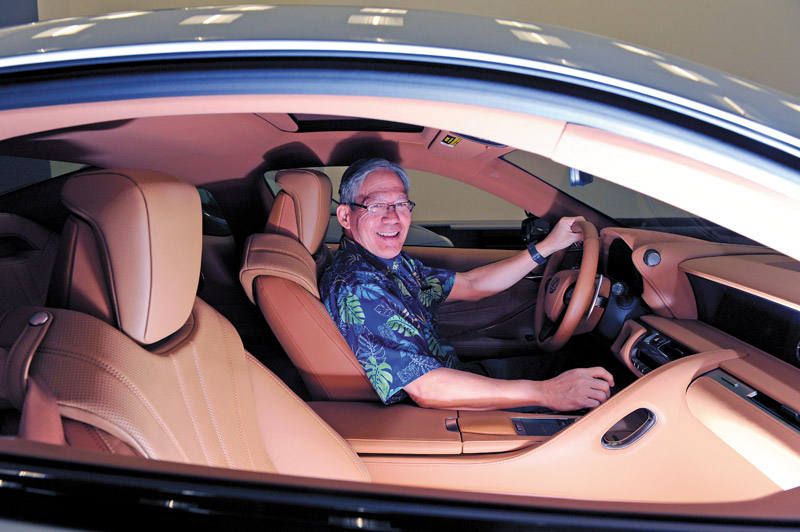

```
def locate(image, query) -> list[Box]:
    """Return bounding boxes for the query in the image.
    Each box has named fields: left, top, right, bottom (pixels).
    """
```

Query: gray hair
left=339, top=158, right=410, bottom=205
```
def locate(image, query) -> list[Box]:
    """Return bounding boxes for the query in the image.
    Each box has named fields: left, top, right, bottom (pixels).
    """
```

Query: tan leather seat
left=240, top=169, right=376, bottom=401
left=0, top=168, right=369, bottom=482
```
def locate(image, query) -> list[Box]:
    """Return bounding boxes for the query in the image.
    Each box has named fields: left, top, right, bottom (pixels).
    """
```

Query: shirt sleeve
left=322, top=275, right=451, bottom=404
left=412, top=257, right=456, bottom=315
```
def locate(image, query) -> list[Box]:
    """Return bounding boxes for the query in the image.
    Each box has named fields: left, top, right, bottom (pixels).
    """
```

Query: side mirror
left=521, top=214, right=551, bottom=245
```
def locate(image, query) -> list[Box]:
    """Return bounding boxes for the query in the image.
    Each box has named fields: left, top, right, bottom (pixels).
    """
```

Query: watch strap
left=527, top=242, right=547, bottom=265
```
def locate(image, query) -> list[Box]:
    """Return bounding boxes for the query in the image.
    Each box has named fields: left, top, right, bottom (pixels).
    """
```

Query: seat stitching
left=170, top=353, right=213, bottom=464
left=190, top=339, right=235, bottom=468
left=212, top=307, right=257, bottom=470
left=94, top=426, right=118, bottom=453
left=69, top=422, right=108, bottom=452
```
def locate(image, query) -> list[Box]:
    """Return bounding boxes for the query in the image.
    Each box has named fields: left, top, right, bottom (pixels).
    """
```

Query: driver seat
left=240, top=169, right=376, bottom=401
left=0, top=168, right=370, bottom=482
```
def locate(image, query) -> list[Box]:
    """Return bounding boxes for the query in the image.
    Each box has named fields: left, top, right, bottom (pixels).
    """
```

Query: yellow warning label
left=441, top=135, right=462, bottom=147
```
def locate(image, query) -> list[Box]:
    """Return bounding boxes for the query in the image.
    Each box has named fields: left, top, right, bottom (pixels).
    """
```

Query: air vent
left=705, top=369, right=800, bottom=433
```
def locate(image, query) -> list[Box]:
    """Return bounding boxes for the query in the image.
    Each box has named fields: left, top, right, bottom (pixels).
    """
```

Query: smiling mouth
left=378, top=231, right=399, bottom=237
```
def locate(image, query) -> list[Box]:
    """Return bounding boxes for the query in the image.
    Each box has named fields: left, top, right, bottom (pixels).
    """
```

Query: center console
left=310, top=402, right=577, bottom=455
left=629, top=329, right=693, bottom=374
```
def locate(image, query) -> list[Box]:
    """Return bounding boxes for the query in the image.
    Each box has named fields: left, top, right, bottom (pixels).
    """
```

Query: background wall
left=34, top=0, right=800, bottom=99
left=0, top=0, right=37, bottom=27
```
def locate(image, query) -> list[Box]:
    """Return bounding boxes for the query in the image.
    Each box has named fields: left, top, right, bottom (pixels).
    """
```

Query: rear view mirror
left=569, top=167, right=594, bottom=187
left=522, top=214, right=551, bottom=245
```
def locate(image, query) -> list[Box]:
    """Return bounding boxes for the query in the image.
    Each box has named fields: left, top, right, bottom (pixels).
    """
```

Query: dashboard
left=597, top=228, right=800, bottom=439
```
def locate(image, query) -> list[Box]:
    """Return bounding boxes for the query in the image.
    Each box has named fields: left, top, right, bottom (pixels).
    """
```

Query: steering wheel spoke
left=538, top=310, right=565, bottom=343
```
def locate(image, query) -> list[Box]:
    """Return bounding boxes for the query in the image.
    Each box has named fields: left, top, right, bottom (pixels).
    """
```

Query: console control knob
left=643, top=249, right=661, bottom=267
left=611, top=282, right=629, bottom=297
left=611, top=281, right=635, bottom=308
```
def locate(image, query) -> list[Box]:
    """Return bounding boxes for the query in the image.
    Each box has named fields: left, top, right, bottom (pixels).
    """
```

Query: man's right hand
left=539, top=367, right=615, bottom=411
left=535, top=216, right=586, bottom=258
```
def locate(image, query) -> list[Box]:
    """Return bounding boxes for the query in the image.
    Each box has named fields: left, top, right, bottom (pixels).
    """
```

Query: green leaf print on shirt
left=395, top=277, right=411, bottom=298
left=387, top=315, right=420, bottom=337
left=418, top=277, right=443, bottom=307
left=427, top=333, right=447, bottom=360
left=340, top=293, right=365, bottom=324
left=364, top=356, right=393, bottom=399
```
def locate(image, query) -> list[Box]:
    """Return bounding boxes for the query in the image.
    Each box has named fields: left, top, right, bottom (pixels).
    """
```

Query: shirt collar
left=340, top=236, right=402, bottom=272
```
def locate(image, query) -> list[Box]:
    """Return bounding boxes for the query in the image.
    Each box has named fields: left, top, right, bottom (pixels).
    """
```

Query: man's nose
left=381, top=205, right=401, bottom=219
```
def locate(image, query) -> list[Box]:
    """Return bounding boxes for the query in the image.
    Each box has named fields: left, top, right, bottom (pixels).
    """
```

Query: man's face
left=336, top=169, right=411, bottom=259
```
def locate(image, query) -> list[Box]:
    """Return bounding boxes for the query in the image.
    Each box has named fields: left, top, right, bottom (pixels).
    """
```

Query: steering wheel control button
left=548, top=277, right=560, bottom=293
left=643, top=249, right=662, bottom=267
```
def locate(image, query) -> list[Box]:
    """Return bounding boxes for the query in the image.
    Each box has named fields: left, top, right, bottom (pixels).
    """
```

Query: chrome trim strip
left=1, top=39, right=798, bottom=158
left=601, top=408, right=657, bottom=450
left=583, top=274, right=604, bottom=327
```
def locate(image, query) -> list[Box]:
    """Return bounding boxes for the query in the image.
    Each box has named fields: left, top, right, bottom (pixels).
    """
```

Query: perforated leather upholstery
left=0, top=168, right=369, bottom=482
left=242, top=169, right=377, bottom=401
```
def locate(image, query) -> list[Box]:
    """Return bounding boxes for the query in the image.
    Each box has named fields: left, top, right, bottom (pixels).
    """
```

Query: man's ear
left=336, top=203, right=351, bottom=230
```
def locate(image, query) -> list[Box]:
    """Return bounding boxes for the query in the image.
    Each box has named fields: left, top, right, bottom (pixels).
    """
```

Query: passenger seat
left=0, top=168, right=370, bottom=482
left=240, top=169, right=377, bottom=402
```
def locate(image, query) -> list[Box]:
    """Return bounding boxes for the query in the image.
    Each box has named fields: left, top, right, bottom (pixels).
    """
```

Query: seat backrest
left=243, top=168, right=376, bottom=401
left=0, top=168, right=369, bottom=482
left=240, top=233, right=377, bottom=401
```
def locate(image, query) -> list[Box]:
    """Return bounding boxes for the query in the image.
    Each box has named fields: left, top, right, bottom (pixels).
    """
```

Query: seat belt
left=19, top=376, right=66, bottom=445
left=5, top=311, right=66, bottom=445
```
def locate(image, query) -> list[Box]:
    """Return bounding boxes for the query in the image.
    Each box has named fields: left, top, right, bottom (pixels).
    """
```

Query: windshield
left=503, top=150, right=760, bottom=246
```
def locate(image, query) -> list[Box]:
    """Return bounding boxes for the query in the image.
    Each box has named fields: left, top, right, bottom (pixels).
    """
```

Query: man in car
left=320, top=158, right=614, bottom=411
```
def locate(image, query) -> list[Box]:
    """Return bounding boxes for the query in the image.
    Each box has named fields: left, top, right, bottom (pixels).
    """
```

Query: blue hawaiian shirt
left=320, top=237, right=461, bottom=404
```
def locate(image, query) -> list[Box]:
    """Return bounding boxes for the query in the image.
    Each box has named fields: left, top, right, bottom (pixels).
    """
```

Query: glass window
left=503, top=150, right=758, bottom=246
left=267, top=167, right=526, bottom=249
left=0, top=155, right=87, bottom=195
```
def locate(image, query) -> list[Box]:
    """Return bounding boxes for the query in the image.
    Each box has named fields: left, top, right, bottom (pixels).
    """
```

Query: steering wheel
left=534, top=220, right=600, bottom=352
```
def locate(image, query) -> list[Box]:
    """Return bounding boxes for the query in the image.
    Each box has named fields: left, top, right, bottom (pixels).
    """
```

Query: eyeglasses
left=349, top=201, right=415, bottom=215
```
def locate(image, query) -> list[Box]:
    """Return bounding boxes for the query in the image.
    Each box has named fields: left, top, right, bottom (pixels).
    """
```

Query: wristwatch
left=527, top=242, right=547, bottom=265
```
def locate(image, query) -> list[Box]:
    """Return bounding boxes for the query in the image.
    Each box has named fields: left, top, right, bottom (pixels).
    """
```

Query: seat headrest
left=240, top=233, right=319, bottom=305
left=265, top=169, right=331, bottom=255
left=50, top=169, right=202, bottom=345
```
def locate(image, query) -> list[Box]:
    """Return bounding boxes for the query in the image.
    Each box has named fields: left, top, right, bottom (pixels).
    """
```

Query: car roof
left=0, top=5, right=799, bottom=155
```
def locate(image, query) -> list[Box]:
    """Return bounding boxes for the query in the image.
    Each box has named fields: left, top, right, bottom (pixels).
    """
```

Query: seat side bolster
left=255, top=275, right=377, bottom=401
left=239, top=233, right=319, bottom=304
left=245, top=353, right=371, bottom=483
